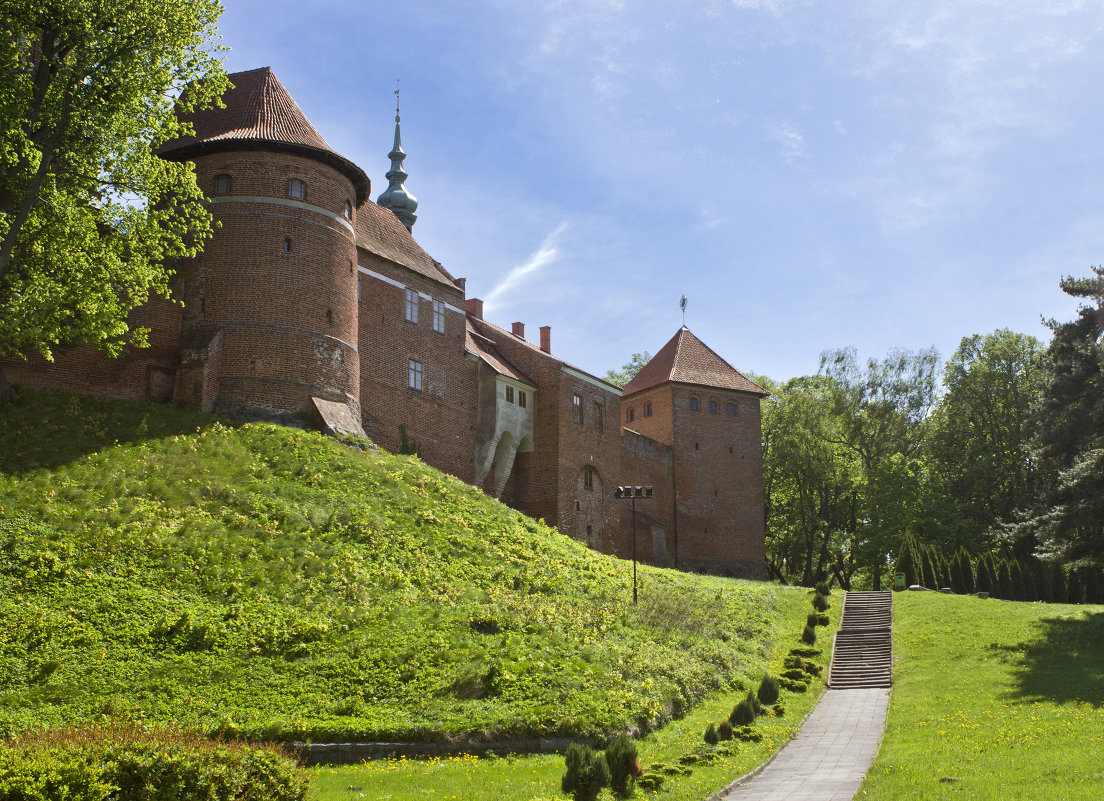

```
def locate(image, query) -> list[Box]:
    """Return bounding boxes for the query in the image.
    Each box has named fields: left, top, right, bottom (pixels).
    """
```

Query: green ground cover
left=862, top=592, right=1104, bottom=801
left=0, top=388, right=804, bottom=749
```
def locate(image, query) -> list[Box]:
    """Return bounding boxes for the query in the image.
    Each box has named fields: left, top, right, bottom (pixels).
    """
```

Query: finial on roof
left=376, top=79, right=419, bottom=232
left=680, top=294, right=687, bottom=326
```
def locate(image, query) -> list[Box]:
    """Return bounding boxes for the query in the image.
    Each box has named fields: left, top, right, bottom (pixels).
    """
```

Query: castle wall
left=177, top=151, right=361, bottom=420
left=356, top=251, right=476, bottom=482
left=618, top=428, right=675, bottom=566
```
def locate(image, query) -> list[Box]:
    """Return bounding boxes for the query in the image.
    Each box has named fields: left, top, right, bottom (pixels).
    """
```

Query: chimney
left=455, top=277, right=466, bottom=291
left=540, top=325, right=551, bottom=353
left=465, top=298, right=483, bottom=320
left=512, top=321, right=525, bottom=339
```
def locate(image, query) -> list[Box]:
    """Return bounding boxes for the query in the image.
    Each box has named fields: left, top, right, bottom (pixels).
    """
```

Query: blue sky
left=217, top=0, right=1104, bottom=383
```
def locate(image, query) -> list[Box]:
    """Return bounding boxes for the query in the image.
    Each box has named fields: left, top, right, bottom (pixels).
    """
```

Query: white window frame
left=432, top=299, right=445, bottom=333
left=408, top=358, right=423, bottom=390
left=405, top=288, right=419, bottom=323
left=288, top=178, right=305, bottom=200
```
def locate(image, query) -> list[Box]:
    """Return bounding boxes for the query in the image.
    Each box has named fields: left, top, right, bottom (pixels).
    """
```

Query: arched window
left=344, top=200, right=352, bottom=219
left=288, top=178, right=305, bottom=200
left=727, top=402, right=736, bottom=416
left=689, top=397, right=699, bottom=411
left=283, top=238, right=292, bottom=252
left=584, top=465, right=596, bottom=490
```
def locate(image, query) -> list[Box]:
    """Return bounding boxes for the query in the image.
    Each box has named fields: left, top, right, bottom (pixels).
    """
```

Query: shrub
left=718, top=719, right=733, bottom=740
left=729, top=696, right=755, bottom=727
left=772, top=702, right=785, bottom=716
left=806, top=612, right=819, bottom=628
left=801, top=624, right=817, bottom=645
left=818, top=613, right=829, bottom=626
left=812, top=593, right=829, bottom=612
left=814, top=580, right=831, bottom=595
left=562, top=743, right=611, bottom=801
left=703, top=723, right=719, bottom=746
left=747, top=689, right=763, bottom=716
left=604, top=734, right=642, bottom=796
left=757, top=673, right=780, bottom=706
left=637, top=771, right=664, bottom=791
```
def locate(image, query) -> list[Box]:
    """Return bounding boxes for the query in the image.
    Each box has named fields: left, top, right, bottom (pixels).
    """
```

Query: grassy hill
left=0, top=388, right=802, bottom=744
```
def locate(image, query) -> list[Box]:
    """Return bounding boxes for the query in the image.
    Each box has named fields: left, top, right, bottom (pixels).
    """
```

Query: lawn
left=861, top=592, right=1104, bottom=801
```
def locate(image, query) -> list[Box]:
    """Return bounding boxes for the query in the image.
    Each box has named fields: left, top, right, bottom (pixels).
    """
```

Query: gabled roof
left=356, top=202, right=459, bottom=290
left=159, top=67, right=370, bottom=205
left=622, top=326, right=768, bottom=397
left=465, top=323, right=537, bottom=389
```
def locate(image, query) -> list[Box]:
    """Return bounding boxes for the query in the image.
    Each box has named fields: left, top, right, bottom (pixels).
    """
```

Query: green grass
left=862, top=592, right=1104, bottom=801
left=0, top=387, right=810, bottom=750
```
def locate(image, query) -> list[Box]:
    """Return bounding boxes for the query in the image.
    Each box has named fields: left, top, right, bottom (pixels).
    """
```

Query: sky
left=216, top=0, right=1104, bottom=384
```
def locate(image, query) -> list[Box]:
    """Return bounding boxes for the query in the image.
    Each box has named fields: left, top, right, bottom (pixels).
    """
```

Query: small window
left=519, top=391, right=527, bottom=409
left=727, top=402, right=736, bottom=416
left=288, top=178, right=305, bottom=199
left=283, top=238, right=292, bottom=252
left=432, top=299, right=445, bottom=333
left=214, top=174, right=231, bottom=194
left=584, top=465, right=595, bottom=490
left=645, top=402, right=652, bottom=417
left=505, top=386, right=514, bottom=403
left=627, top=407, right=635, bottom=423
left=594, top=402, right=604, bottom=434
left=709, top=400, right=718, bottom=414
left=408, top=358, right=423, bottom=390
left=690, top=397, right=699, bottom=411
left=404, top=288, right=419, bottom=323
left=572, top=394, right=583, bottom=424
left=344, top=200, right=352, bottom=219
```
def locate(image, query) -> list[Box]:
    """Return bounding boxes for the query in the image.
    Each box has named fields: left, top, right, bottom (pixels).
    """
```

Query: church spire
left=376, top=82, right=418, bottom=232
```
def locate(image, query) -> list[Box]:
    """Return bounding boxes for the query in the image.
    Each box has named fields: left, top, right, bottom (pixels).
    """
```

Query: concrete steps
left=828, top=591, right=893, bottom=689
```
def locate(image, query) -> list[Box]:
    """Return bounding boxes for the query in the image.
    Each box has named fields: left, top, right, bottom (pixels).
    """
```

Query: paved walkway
left=708, top=688, right=890, bottom=801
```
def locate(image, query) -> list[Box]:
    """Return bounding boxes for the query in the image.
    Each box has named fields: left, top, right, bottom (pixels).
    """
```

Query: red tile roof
left=159, top=67, right=370, bottom=204
left=356, top=202, right=459, bottom=289
left=465, top=324, right=537, bottom=388
left=621, top=327, right=768, bottom=397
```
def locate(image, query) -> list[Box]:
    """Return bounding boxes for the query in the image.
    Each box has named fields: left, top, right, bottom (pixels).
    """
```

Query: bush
left=729, top=696, right=755, bottom=727
left=637, top=771, right=665, bottom=791
left=812, top=592, right=829, bottom=612
left=718, top=719, right=733, bottom=740
left=562, top=743, right=611, bottom=801
left=604, top=734, right=641, bottom=796
left=703, top=723, right=719, bottom=746
left=757, top=673, right=780, bottom=706
left=801, top=624, right=817, bottom=645
left=818, top=613, right=829, bottom=626
left=0, top=725, right=307, bottom=801
left=806, top=612, right=820, bottom=628
left=814, top=580, right=831, bottom=595
left=746, top=689, right=763, bottom=716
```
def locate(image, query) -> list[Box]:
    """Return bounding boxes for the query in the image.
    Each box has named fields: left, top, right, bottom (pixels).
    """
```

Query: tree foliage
left=0, top=0, right=228, bottom=401
left=604, top=352, right=651, bottom=388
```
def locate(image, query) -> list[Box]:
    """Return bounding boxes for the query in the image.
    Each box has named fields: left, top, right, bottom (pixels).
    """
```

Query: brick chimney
left=465, top=298, right=483, bottom=320
left=512, top=321, right=525, bottom=339
left=540, top=325, right=551, bottom=353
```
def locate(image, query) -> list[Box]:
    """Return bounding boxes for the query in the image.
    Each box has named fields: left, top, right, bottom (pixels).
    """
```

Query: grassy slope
left=0, top=388, right=802, bottom=745
left=862, top=592, right=1104, bottom=801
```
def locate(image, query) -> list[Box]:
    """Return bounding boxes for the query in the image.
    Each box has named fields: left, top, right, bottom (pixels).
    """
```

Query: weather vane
left=394, top=79, right=400, bottom=115
left=680, top=294, right=687, bottom=325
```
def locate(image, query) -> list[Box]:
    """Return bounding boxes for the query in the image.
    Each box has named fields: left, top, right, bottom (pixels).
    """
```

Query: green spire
left=376, top=83, right=418, bottom=232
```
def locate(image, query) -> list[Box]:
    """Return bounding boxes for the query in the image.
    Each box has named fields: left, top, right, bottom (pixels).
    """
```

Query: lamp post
left=616, top=485, right=653, bottom=604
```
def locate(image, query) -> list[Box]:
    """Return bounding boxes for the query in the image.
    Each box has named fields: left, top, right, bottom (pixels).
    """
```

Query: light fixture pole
left=616, top=485, right=653, bottom=604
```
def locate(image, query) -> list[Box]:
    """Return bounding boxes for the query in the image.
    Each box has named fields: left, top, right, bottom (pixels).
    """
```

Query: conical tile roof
left=159, top=67, right=369, bottom=204
left=622, top=327, right=768, bottom=397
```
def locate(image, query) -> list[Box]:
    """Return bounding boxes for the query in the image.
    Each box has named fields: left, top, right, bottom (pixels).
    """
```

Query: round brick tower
left=159, top=67, right=369, bottom=427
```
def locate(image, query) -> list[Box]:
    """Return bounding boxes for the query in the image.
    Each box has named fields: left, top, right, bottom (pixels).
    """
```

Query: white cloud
left=771, top=121, right=808, bottom=163
left=484, top=221, right=570, bottom=314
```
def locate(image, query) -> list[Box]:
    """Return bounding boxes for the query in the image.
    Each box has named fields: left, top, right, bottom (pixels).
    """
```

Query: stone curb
left=290, top=737, right=577, bottom=765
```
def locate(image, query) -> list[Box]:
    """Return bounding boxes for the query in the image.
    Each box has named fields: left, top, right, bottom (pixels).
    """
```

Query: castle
left=4, top=68, right=768, bottom=578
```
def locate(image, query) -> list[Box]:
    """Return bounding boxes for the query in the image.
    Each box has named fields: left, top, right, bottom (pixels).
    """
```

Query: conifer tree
left=997, top=560, right=1014, bottom=600
left=894, top=534, right=921, bottom=587
left=956, top=548, right=976, bottom=594
left=1050, top=563, right=1068, bottom=604
left=1067, top=568, right=1084, bottom=604
left=975, top=554, right=992, bottom=594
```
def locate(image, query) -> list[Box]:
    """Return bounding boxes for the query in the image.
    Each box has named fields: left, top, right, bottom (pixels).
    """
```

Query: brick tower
left=159, top=67, right=369, bottom=427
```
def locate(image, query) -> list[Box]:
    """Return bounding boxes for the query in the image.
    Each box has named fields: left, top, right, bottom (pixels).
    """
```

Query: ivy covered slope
left=0, top=389, right=788, bottom=743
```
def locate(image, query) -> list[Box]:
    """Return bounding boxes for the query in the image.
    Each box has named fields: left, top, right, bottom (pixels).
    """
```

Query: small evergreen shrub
left=730, top=696, right=755, bottom=726
left=772, top=702, right=785, bottom=716
left=718, top=719, right=733, bottom=740
left=604, top=734, right=642, bottom=796
left=803, top=662, right=822, bottom=677
left=789, top=646, right=821, bottom=657
left=562, top=743, right=611, bottom=801
left=801, top=624, right=817, bottom=645
left=814, top=580, right=831, bottom=595
left=637, top=771, right=665, bottom=791
left=757, top=673, right=780, bottom=705
left=807, top=612, right=820, bottom=628
left=746, top=689, right=763, bottom=716
left=779, top=677, right=808, bottom=692
left=812, top=592, right=829, bottom=612
left=703, top=723, right=719, bottom=745
left=780, top=668, right=808, bottom=681
left=732, top=726, right=763, bottom=742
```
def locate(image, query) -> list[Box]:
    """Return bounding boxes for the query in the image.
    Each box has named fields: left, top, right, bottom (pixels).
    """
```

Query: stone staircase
left=827, top=591, right=893, bottom=689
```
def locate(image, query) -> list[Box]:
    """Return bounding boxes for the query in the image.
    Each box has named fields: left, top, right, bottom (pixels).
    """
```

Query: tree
left=0, top=0, right=229, bottom=405
left=604, top=352, right=651, bottom=388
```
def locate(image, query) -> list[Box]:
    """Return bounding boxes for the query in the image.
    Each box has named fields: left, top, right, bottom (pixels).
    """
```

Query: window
left=288, top=178, right=305, bottom=199
left=572, top=394, right=583, bottom=424
left=505, top=386, right=514, bottom=403
left=408, top=359, right=423, bottom=390
left=584, top=465, right=595, bottom=490
left=344, top=200, right=352, bottom=219
left=404, top=288, right=419, bottom=323
left=709, top=400, right=718, bottom=414
left=214, top=174, right=231, bottom=194
left=645, top=402, right=652, bottom=417
left=627, top=407, right=635, bottom=423
left=690, top=397, right=699, bottom=411
left=519, top=391, right=527, bottom=408
left=432, top=299, right=445, bottom=333
left=727, top=402, right=736, bottom=416
left=594, top=402, right=604, bottom=434
left=283, top=238, right=292, bottom=252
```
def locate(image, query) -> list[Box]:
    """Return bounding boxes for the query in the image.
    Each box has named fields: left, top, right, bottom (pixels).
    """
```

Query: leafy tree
left=604, top=352, right=651, bottom=388
left=0, top=0, right=228, bottom=405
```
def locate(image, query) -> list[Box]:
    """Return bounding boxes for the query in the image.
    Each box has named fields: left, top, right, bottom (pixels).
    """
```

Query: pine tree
left=894, top=534, right=921, bottom=587
left=975, top=554, right=992, bottom=594
left=1049, top=563, right=1068, bottom=604
left=957, top=548, right=976, bottom=594
left=1067, top=568, right=1084, bottom=604
left=1084, top=566, right=1104, bottom=604
left=997, top=560, right=1014, bottom=600
left=921, top=547, right=939, bottom=589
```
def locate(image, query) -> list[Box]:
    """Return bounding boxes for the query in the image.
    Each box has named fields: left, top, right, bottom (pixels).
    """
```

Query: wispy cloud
left=771, top=121, right=808, bottom=163
left=484, top=221, right=569, bottom=314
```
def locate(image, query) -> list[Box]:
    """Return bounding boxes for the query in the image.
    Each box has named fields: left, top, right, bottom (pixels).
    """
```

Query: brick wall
left=619, top=428, right=675, bottom=566
left=357, top=250, right=476, bottom=482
